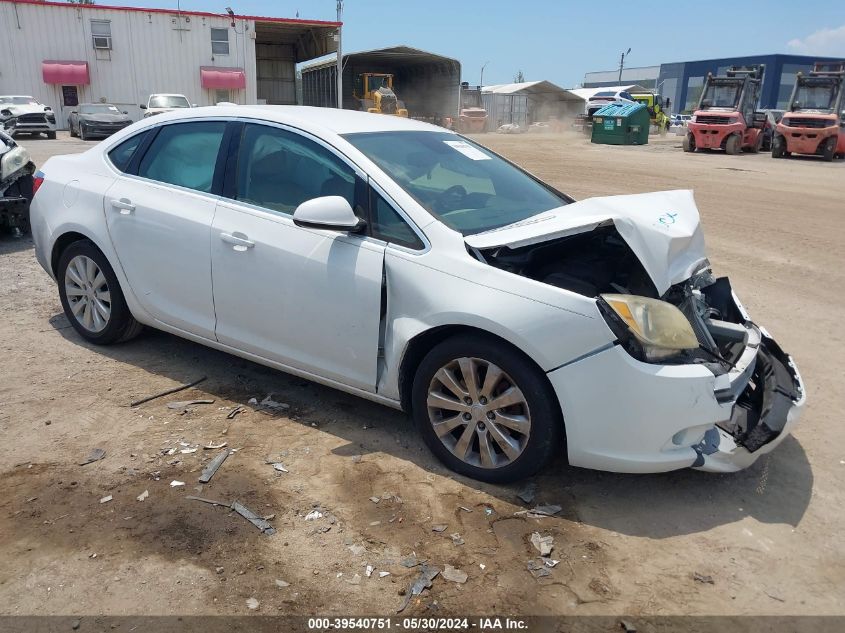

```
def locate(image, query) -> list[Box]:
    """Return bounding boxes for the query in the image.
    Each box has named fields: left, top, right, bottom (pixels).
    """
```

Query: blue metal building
left=656, top=54, right=845, bottom=114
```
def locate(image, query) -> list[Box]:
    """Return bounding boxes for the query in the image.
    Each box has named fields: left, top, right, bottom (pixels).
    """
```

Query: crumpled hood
left=465, top=189, right=708, bottom=296
left=2, top=103, right=49, bottom=116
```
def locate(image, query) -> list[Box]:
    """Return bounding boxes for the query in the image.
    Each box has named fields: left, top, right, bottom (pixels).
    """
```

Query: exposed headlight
left=599, top=294, right=699, bottom=362
left=0, top=145, right=30, bottom=181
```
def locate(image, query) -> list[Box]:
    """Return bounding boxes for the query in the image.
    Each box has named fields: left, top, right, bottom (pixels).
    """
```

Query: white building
left=0, top=0, right=340, bottom=127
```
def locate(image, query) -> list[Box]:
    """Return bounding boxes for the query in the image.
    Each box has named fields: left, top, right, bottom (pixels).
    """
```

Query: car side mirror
left=139, top=104, right=147, bottom=109
left=123, top=110, right=129, bottom=115
left=44, top=106, right=52, bottom=111
left=293, top=196, right=366, bottom=233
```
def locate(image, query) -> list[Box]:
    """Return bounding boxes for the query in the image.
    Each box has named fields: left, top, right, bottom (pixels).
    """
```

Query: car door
left=211, top=122, right=385, bottom=391
left=103, top=120, right=228, bottom=339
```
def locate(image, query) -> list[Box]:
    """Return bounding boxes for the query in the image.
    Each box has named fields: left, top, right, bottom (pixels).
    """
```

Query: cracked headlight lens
left=600, top=294, right=699, bottom=361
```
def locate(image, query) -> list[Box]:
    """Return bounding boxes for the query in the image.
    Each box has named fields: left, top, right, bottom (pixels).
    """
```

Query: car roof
left=144, top=105, right=453, bottom=136
left=79, top=102, right=116, bottom=106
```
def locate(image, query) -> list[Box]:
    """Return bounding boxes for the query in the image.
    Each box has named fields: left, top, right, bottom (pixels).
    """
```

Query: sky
left=90, top=0, right=845, bottom=87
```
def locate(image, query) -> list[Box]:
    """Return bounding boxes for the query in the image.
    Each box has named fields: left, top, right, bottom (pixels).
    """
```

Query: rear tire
left=683, top=133, right=696, bottom=152
left=411, top=334, right=562, bottom=483
left=725, top=134, right=741, bottom=155
left=69, top=123, right=77, bottom=138
left=57, top=240, right=143, bottom=345
left=771, top=135, right=785, bottom=158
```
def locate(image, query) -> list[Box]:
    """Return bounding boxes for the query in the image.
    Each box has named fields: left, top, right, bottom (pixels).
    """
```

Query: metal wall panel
left=0, top=2, right=258, bottom=126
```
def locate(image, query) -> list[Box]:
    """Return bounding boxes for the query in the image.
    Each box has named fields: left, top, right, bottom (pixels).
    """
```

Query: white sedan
left=29, top=106, right=805, bottom=482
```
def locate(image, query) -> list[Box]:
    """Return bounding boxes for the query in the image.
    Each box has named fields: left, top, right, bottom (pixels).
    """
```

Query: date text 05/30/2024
left=307, top=617, right=528, bottom=630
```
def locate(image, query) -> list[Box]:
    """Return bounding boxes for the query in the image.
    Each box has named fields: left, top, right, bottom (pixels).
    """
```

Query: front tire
left=683, top=133, right=696, bottom=152
left=69, top=122, right=77, bottom=138
left=45, top=131, right=56, bottom=139
left=411, top=334, right=562, bottom=483
left=725, top=133, right=741, bottom=155
left=57, top=240, right=143, bottom=344
left=79, top=126, right=87, bottom=141
left=822, top=136, right=836, bottom=162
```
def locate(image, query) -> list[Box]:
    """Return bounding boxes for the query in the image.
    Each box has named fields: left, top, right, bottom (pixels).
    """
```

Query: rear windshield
left=149, top=95, right=190, bottom=108
left=81, top=104, right=121, bottom=114
left=344, top=131, right=568, bottom=236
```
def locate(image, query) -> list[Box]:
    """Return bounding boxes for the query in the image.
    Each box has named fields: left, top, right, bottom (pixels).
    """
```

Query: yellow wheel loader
left=355, top=73, right=408, bottom=117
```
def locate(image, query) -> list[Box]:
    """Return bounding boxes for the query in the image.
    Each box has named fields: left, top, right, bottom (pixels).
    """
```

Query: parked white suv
left=0, top=95, right=58, bottom=138
left=139, top=93, right=194, bottom=118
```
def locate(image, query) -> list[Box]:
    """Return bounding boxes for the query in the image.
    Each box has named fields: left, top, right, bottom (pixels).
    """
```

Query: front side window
left=369, top=190, right=424, bottom=250
left=211, top=27, right=229, bottom=55
left=91, top=20, right=112, bottom=50
left=138, top=121, right=226, bottom=192
left=344, top=131, right=568, bottom=236
left=108, top=131, right=148, bottom=173
left=235, top=124, right=356, bottom=214
left=701, top=81, right=741, bottom=109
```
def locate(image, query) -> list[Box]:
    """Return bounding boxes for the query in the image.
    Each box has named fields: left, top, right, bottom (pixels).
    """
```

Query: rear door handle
left=110, top=198, right=135, bottom=215
left=220, top=232, right=255, bottom=251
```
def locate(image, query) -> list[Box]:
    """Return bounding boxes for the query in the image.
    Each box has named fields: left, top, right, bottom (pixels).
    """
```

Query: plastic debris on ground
left=245, top=597, right=259, bottom=610
left=346, top=573, right=362, bottom=585
left=275, top=579, right=290, bottom=588
left=527, top=559, right=551, bottom=579
left=136, top=490, right=149, bottom=502
left=397, top=565, right=440, bottom=613
left=450, top=533, right=465, bottom=545
left=271, top=463, right=288, bottom=473
left=348, top=544, right=366, bottom=556
left=379, top=571, right=390, bottom=578
left=517, top=482, right=537, bottom=504
left=442, top=565, right=468, bottom=584
left=198, top=449, right=229, bottom=483
left=79, top=448, right=106, bottom=466
left=170, top=480, right=185, bottom=487
left=304, top=510, right=323, bottom=521
left=530, top=532, right=554, bottom=556
left=231, top=501, right=276, bottom=535
left=99, top=495, right=112, bottom=504
left=365, top=565, right=374, bottom=578
left=542, top=557, right=559, bottom=567
left=260, top=394, right=290, bottom=411
left=431, top=524, right=448, bottom=533
left=204, top=441, right=227, bottom=450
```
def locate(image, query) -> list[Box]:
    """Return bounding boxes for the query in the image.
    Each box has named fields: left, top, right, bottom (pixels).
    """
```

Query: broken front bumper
left=547, top=306, right=805, bottom=474
left=688, top=122, right=743, bottom=150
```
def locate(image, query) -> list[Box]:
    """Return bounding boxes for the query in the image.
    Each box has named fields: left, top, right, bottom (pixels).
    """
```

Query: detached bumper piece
left=729, top=337, right=802, bottom=452
left=694, top=331, right=805, bottom=472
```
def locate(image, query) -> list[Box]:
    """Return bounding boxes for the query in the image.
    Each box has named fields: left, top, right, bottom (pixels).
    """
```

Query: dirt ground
left=1, top=130, right=843, bottom=618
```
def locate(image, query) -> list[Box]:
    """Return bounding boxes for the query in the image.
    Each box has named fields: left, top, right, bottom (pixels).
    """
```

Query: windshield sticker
left=444, top=140, right=491, bottom=161
left=656, top=212, right=678, bottom=227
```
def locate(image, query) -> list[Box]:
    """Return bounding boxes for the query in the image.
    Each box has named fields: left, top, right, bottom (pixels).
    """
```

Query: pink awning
left=42, top=60, right=90, bottom=85
left=200, top=67, right=246, bottom=90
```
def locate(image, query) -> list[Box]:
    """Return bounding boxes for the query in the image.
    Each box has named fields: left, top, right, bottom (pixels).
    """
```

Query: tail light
left=32, top=170, right=45, bottom=196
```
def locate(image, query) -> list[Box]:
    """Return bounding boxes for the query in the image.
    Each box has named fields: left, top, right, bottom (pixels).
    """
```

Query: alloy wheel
left=64, top=255, right=111, bottom=333
left=427, top=357, right=531, bottom=469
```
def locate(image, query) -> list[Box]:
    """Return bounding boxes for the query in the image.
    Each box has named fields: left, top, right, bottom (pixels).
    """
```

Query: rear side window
left=108, top=132, right=147, bottom=173
left=369, top=190, right=424, bottom=250
left=138, top=121, right=227, bottom=193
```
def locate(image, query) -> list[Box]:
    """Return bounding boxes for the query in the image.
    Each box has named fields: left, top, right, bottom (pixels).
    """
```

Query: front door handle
left=110, top=198, right=135, bottom=215
left=220, top=232, right=255, bottom=251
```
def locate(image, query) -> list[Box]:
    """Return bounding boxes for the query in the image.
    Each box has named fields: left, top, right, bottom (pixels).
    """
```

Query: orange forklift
left=684, top=65, right=766, bottom=154
left=772, top=63, right=845, bottom=161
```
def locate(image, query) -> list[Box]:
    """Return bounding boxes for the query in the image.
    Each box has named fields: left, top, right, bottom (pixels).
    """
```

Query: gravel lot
left=1, top=130, right=843, bottom=617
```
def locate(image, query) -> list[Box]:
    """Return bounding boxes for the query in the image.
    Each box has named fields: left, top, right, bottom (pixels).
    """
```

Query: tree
left=514, top=70, right=525, bottom=83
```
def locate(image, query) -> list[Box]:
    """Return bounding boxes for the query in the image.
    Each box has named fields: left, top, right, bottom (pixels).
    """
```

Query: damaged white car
left=29, top=107, right=805, bottom=482
left=0, top=95, right=57, bottom=139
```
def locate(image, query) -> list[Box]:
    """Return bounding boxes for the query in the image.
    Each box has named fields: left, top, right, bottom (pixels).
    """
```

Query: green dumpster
left=591, top=102, right=650, bottom=145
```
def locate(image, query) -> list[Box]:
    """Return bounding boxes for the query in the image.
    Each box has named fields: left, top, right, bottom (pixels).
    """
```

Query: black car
left=68, top=103, right=133, bottom=140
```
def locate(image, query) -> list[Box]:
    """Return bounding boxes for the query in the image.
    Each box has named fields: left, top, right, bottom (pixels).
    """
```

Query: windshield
left=80, top=104, right=121, bottom=114
left=701, top=82, right=741, bottom=108
left=149, top=95, right=190, bottom=108
left=794, top=84, right=836, bottom=111
left=0, top=96, right=39, bottom=106
left=367, top=76, right=390, bottom=91
left=344, top=131, right=569, bottom=235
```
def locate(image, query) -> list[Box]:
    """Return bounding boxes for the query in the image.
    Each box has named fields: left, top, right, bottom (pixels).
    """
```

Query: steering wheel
left=433, top=184, right=468, bottom=211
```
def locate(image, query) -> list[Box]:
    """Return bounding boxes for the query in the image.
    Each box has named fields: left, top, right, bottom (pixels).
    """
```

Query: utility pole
left=618, top=47, right=631, bottom=83
left=480, top=61, right=489, bottom=88
left=336, top=0, right=343, bottom=109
